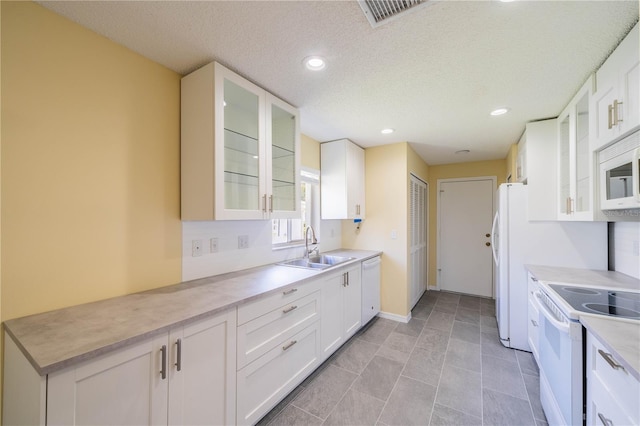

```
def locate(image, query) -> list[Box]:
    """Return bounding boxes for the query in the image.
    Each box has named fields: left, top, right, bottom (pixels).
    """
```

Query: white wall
left=610, top=222, right=640, bottom=279
left=182, top=219, right=342, bottom=281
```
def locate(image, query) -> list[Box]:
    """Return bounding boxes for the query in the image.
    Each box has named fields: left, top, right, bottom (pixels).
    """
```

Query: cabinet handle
left=531, top=277, right=538, bottom=282
left=160, top=345, right=167, bottom=380
left=598, top=349, right=625, bottom=372
left=175, top=338, right=182, bottom=372
left=342, top=273, right=347, bottom=287
left=283, top=305, right=298, bottom=314
left=282, top=340, right=297, bottom=351
left=283, top=288, right=298, bottom=295
left=598, top=413, right=614, bottom=426
left=531, top=319, right=538, bottom=327
left=608, top=104, right=614, bottom=129
left=346, top=272, right=350, bottom=287
left=262, top=194, right=267, bottom=213
left=613, top=99, right=623, bottom=125
left=269, top=195, right=273, bottom=213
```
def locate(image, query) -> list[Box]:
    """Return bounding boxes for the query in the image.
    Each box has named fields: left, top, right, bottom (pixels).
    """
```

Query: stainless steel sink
left=278, top=255, right=355, bottom=270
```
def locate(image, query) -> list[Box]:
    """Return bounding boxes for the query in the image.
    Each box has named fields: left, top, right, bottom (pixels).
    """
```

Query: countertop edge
left=5, top=249, right=382, bottom=376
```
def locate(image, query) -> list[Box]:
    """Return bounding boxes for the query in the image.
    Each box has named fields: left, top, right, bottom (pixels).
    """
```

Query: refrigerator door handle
left=490, top=211, right=499, bottom=266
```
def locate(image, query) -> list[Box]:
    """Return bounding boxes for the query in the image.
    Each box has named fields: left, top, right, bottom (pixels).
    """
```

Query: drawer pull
left=175, top=338, right=182, bottom=372
left=282, top=305, right=298, bottom=314
left=282, top=340, right=297, bottom=351
left=598, top=349, right=625, bottom=372
left=531, top=277, right=538, bottom=282
left=283, top=288, right=298, bottom=295
left=598, top=413, right=613, bottom=426
left=160, top=345, right=167, bottom=380
left=531, top=319, right=538, bottom=327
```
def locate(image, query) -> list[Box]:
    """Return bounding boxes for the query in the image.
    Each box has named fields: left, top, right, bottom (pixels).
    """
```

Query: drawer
left=527, top=297, right=540, bottom=365
left=236, top=322, right=320, bottom=425
left=587, top=332, right=640, bottom=424
left=237, top=279, right=320, bottom=325
left=587, top=370, right=636, bottom=426
left=527, top=273, right=539, bottom=298
left=237, top=290, right=320, bottom=369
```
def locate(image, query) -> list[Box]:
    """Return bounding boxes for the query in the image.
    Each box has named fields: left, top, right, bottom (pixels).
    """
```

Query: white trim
left=376, top=311, right=411, bottom=323
left=436, top=176, right=498, bottom=293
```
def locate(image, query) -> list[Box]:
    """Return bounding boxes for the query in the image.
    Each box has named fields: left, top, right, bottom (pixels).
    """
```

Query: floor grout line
left=261, top=292, right=542, bottom=426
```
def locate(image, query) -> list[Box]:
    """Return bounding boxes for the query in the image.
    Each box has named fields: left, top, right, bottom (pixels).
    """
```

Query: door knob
left=486, top=242, right=491, bottom=247
left=485, top=233, right=490, bottom=238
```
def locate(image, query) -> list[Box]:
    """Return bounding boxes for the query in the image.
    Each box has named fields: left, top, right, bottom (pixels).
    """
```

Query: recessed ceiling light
left=490, top=107, right=509, bottom=116
left=381, top=128, right=395, bottom=134
left=304, top=56, right=326, bottom=71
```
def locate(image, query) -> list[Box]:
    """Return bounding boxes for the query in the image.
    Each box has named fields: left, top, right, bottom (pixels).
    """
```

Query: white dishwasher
left=361, top=256, right=381, bottom=325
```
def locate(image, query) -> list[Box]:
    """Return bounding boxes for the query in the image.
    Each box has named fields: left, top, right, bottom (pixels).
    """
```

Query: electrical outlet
left=210, top=237, right=219, bottom=253
left=192, top=239, right=203, bottom=257
left=238, top=235, right=249, bottom=249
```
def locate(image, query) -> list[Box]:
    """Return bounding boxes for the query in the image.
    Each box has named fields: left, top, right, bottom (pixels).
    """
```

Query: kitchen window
left=272, top=169, right=320, bottom=248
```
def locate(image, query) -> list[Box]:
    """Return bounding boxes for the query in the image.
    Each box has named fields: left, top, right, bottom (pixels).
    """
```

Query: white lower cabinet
left=236, top=282, right=322, bottom=425
left=321, top=264, right=362, bottom=359
left=9, top=310, right=237, bottom=426
left=236, top=322, right=321, bottom=425
left=526, top=274, right=540, bottom=365
left=586, top=330, right=640, bottom=426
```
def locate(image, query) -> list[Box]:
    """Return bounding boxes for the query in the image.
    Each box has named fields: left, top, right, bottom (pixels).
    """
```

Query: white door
left=409, top=175, right=428, bottom=308
left=168, top=311, right=236, bottom=426
left=343, top=266, right=362, bottom=339
left=320, top=271, right=345, bottom=359
left=438, top=178, right=495, bottom=297
left=47, top=335, right=169, bottom=425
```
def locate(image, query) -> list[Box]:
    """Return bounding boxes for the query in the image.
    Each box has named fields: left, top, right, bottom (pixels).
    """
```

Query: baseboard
left=428, top=285, right=439, bottom=291
left=377, top=310, right=411, bottom=323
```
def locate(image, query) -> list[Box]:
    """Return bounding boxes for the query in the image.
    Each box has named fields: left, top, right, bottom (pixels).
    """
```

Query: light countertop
left=526, top=264, right=640, bottom=381
left=4, top=249, right=381, bottom=376
left=525, top=265, right=640, bottom=291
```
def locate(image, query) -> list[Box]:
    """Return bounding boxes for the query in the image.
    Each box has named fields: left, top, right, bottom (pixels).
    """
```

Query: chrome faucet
left=305, top=226, right=318, bottom=259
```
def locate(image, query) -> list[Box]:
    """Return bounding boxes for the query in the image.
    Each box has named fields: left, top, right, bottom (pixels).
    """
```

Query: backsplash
left=182, top=219, right=342, bottom=281
left=610, top=222, right=640, bottom=279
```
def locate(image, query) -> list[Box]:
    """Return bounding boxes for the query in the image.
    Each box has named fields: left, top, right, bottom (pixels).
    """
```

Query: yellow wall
left=1, top=1, right=182, bottom=321
left=301, top=134, right=320, bottom=170
left=342, top=142, right=429, bottom=318
left=427, top=159, right=507, bottom=287
left=505, top=143, right=518, bottom=183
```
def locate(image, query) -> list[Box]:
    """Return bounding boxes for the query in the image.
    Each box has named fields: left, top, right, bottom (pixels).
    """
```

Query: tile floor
left=257, top=290, right=548, bottom=426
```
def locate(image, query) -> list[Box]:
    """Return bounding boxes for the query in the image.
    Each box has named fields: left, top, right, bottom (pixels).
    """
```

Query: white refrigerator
left=491, top=183, right=608, bottom=351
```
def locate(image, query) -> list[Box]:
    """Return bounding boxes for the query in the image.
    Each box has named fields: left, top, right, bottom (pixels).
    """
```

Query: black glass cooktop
left=549, top=285, right=640, bottom=320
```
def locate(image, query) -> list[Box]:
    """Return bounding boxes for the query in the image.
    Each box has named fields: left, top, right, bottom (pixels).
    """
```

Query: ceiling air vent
left=358, top=0, right=430, bottom=27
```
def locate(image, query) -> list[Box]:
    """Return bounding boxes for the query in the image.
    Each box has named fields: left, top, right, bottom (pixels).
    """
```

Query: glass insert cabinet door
left=223, top=78, right=263, bottom=212
left=558, top=113, right=571, bottom=215
left=214, top=65, right=267, bottom=220
left=266, top=94, right=300, bottom=219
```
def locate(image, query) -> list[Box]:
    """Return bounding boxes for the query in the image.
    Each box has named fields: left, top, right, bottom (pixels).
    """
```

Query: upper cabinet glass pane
left=559, top=115, right=570, bottom=214
left=223, top=78, right=260, bottom=211
left=271, top=103, right=296, bottom=212
left=575, top=93, right=590, bottom=213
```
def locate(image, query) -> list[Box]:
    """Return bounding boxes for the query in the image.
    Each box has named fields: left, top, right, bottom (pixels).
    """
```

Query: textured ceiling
left=37, top=0, right=639, bottom=165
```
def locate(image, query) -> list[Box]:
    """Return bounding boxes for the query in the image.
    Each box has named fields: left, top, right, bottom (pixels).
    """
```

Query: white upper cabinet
left=558, top=76, right=600, bottom=220
left=181, top=62, right=300, bottom=221
left=320, top=139, right=365, bottom=220
left=591, top=22, right=639, bottom=151
left=518, top=119, right=558, bottom=221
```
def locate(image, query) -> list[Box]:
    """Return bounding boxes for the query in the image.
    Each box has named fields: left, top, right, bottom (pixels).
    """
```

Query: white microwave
left=598, top=130, right=640, bottom=210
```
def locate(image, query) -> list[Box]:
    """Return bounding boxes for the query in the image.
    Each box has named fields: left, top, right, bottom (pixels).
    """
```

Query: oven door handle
left=535, top=291, right=570, bottom=334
